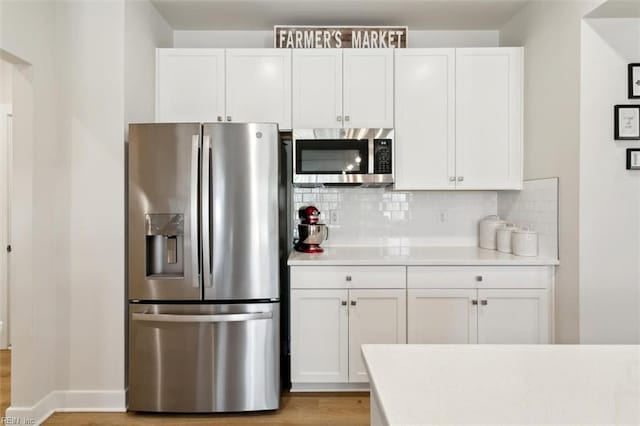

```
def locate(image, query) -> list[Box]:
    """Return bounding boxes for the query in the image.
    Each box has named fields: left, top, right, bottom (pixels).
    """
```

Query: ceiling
left=150, top=0, right=530, bottom=31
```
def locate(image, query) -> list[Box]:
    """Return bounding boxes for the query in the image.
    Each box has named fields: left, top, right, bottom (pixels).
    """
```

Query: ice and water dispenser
left=145, top=214, right=184, bottom=278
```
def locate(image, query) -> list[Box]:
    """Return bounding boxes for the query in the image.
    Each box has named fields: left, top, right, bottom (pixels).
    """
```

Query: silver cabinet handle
left=471, top=300, right=478, bottom=305
left=350, top=300, right=357, bottom=306
left=337, top=116, right=342, bottom=122
left=344, top=115, right=350, bottom=122
left=226, top=116, right=232, bottom=122
left=481, top=300, right=488, bottom=306
left=132, top=312, right=273, bottom=323
left=457, top=176, right=464, bottom=182
left=449, top=176, right=456, bottom=182
left=217, top=116, right=223, bottom=122
left=476, top=276, right=483, bottom=282
left=190, top=135, right=200, bottom=287
left=201, top=135, right=213, bottom=288
left=341, top=300, right=347, bottom=306
left=346, top=275, right=352, bottom=282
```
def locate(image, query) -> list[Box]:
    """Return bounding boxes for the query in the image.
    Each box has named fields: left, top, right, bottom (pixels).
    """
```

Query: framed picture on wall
left=614, top=105, right=640, bottom=140
left=629, top=63, right=640, bottom=99
left=627, top=149, right=640, bottom=170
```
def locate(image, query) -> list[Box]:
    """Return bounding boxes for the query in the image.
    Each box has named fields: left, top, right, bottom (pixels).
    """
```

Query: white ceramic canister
left=496, top=224, right=517, bottom=253
left=512, top=228, right=538, bottom=257
left=479, top=215, right=507, bottom=250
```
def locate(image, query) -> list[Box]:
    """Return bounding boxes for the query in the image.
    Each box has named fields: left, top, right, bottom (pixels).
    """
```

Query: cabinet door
left=292, top=49, right=343, bottom=128
left=343, top=49, right=394, bottom=128
left=394, top=49, right=456, bottom=190
left=477, top=289, right=549, bottom=344
left=455, top=48, right=523, bottom=190
left=291, top=289, right=348, bottom=383
left=348, top=289, right=407, bottom=383
left=156, top=48, right=225, bottom=123
left=225, top=49, right=292, bottom=129
left=408, top=289, right=478, bottom=344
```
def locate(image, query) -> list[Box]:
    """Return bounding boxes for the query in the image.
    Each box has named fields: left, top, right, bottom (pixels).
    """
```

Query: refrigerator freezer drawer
left=128, top=302, right=280, bottom=413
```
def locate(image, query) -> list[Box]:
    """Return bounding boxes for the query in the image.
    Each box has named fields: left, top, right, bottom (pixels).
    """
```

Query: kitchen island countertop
left=288, top=246, right=559, bottom=266
left=362, top=344, right=640, bottom=426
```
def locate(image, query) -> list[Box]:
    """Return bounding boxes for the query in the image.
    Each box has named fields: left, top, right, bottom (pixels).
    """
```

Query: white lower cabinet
left=290, top=289, right=349, bottom=383
left=477, top=289, right=549, bottom=344
left=290, top=264, right=554, bottom=391
left=408, top=289, right=478, bottom=344
left=348, top=289, right=406, bottom=383
left=290, top=266, right=406, bottom=390
left=408, top=266, right=552, bottom=345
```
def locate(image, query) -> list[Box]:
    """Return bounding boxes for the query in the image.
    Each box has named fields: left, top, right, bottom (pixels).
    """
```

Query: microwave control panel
left=373, top=139, right=392, bottom=174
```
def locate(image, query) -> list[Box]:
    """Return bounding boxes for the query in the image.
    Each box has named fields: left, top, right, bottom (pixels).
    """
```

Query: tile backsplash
left=292, top=187, right=497, bottom=247
left=497, top=178, right=559, bottom=259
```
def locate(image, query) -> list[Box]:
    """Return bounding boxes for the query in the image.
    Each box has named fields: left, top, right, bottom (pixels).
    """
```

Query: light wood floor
left=1, top=350, right=9, bottom=417
left=0, top=351, right=369, bottom=425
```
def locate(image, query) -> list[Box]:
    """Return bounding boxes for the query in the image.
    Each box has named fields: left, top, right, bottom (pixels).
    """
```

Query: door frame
left=0, top=103, right=12, bottom=349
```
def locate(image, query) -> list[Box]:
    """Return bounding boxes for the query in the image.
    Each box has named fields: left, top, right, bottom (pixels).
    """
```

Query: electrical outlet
left=331, top=210, right=339, bottom=223
left=438, top=210, right=449, bottom=223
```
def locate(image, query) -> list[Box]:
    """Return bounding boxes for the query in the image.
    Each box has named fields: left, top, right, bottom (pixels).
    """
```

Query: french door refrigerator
left=127, top=123, right=280, bottom=413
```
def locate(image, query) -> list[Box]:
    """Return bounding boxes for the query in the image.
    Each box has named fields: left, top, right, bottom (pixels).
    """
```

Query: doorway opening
left=0, top=58, right=13, bottom=351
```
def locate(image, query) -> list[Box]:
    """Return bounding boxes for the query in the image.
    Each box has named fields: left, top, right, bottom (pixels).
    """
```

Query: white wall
left=173, top=30, right=499, bottom=48
left=55, top=0, right=126, bottom=397
left=1, top=0, right=177, bottom=420
left=0, top=0, right=63, bottom=412
left=499, top=1, right=601, bottom=343
left=580, top=18, right=640, bottom=343
left=125, top=0, right=173, bottom=130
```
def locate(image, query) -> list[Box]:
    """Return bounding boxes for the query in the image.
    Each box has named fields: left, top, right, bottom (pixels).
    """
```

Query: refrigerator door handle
left=191, top=135, right=200, bottom=287
left=201, top=134, right=213, bottom=288
left=132, top=312, right=273, bottom=323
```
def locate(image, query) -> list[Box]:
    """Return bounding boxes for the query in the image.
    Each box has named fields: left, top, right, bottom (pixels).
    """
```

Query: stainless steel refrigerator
left=127, top=123, right=280, bottom=413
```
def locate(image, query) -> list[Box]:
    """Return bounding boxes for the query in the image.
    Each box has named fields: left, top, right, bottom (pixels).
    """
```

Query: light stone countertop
left=362, top=344, right=640, bottom=426
left=287, top=246, right=559, bottom=266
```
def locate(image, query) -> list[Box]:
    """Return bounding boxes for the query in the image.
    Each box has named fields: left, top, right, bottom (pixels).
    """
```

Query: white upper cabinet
left=292, top=49, right=343, bottom=128
left=455, top=48, right=523, bottom=190
left=393, top=47, right=523, bottom=191
left=156, top=49, right=225, bottom=123
left=394, top=49, right=456, bottom=190
left=291, top=49, right=394, bottom=129
left=343, top=49, right=394, bottom=128
left=225, top=49, right=292, bottom=129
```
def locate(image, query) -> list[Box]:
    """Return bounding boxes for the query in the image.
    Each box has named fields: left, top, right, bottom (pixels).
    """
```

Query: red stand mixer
left=295, top=206, right=329, bottom=253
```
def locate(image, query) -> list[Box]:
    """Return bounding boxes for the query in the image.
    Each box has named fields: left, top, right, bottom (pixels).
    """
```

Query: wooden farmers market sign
left=274, top=26, right=408, bottom=49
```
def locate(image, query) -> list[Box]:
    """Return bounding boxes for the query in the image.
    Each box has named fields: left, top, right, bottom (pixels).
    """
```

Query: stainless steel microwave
left=292, top=128, right=394, bottom=187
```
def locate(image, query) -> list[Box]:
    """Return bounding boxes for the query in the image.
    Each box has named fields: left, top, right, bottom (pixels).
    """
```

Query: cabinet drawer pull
left=457, top=176, right=464, bottom=182
left=476, top=275, right=483, bottom=282
left=350, top=300, right=356, bottom=306
left=481, top=300, right=488, bottom=306
left=226, top=115, right=232, bottom=122
left=345, top=275, right=352, bottom=282
left=337, top=116, right=342, bottom=122
left=471, top=300, right=478, bottom=305
left=449, top=176, right=456, bottom=182
left=341, top=300, right=347, bottom=306
left=344, top=115, right=350, bottom=122
left=217, top=116, right=223, bottom=122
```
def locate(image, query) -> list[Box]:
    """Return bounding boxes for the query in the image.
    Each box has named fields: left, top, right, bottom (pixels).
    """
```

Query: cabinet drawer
left=291, top=266, right=406, bottom=289
left=408, top=266, right=550, bottom=289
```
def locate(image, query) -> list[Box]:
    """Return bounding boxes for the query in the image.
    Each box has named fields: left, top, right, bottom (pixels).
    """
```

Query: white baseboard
left=5, top=390, right=126, bottom=425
